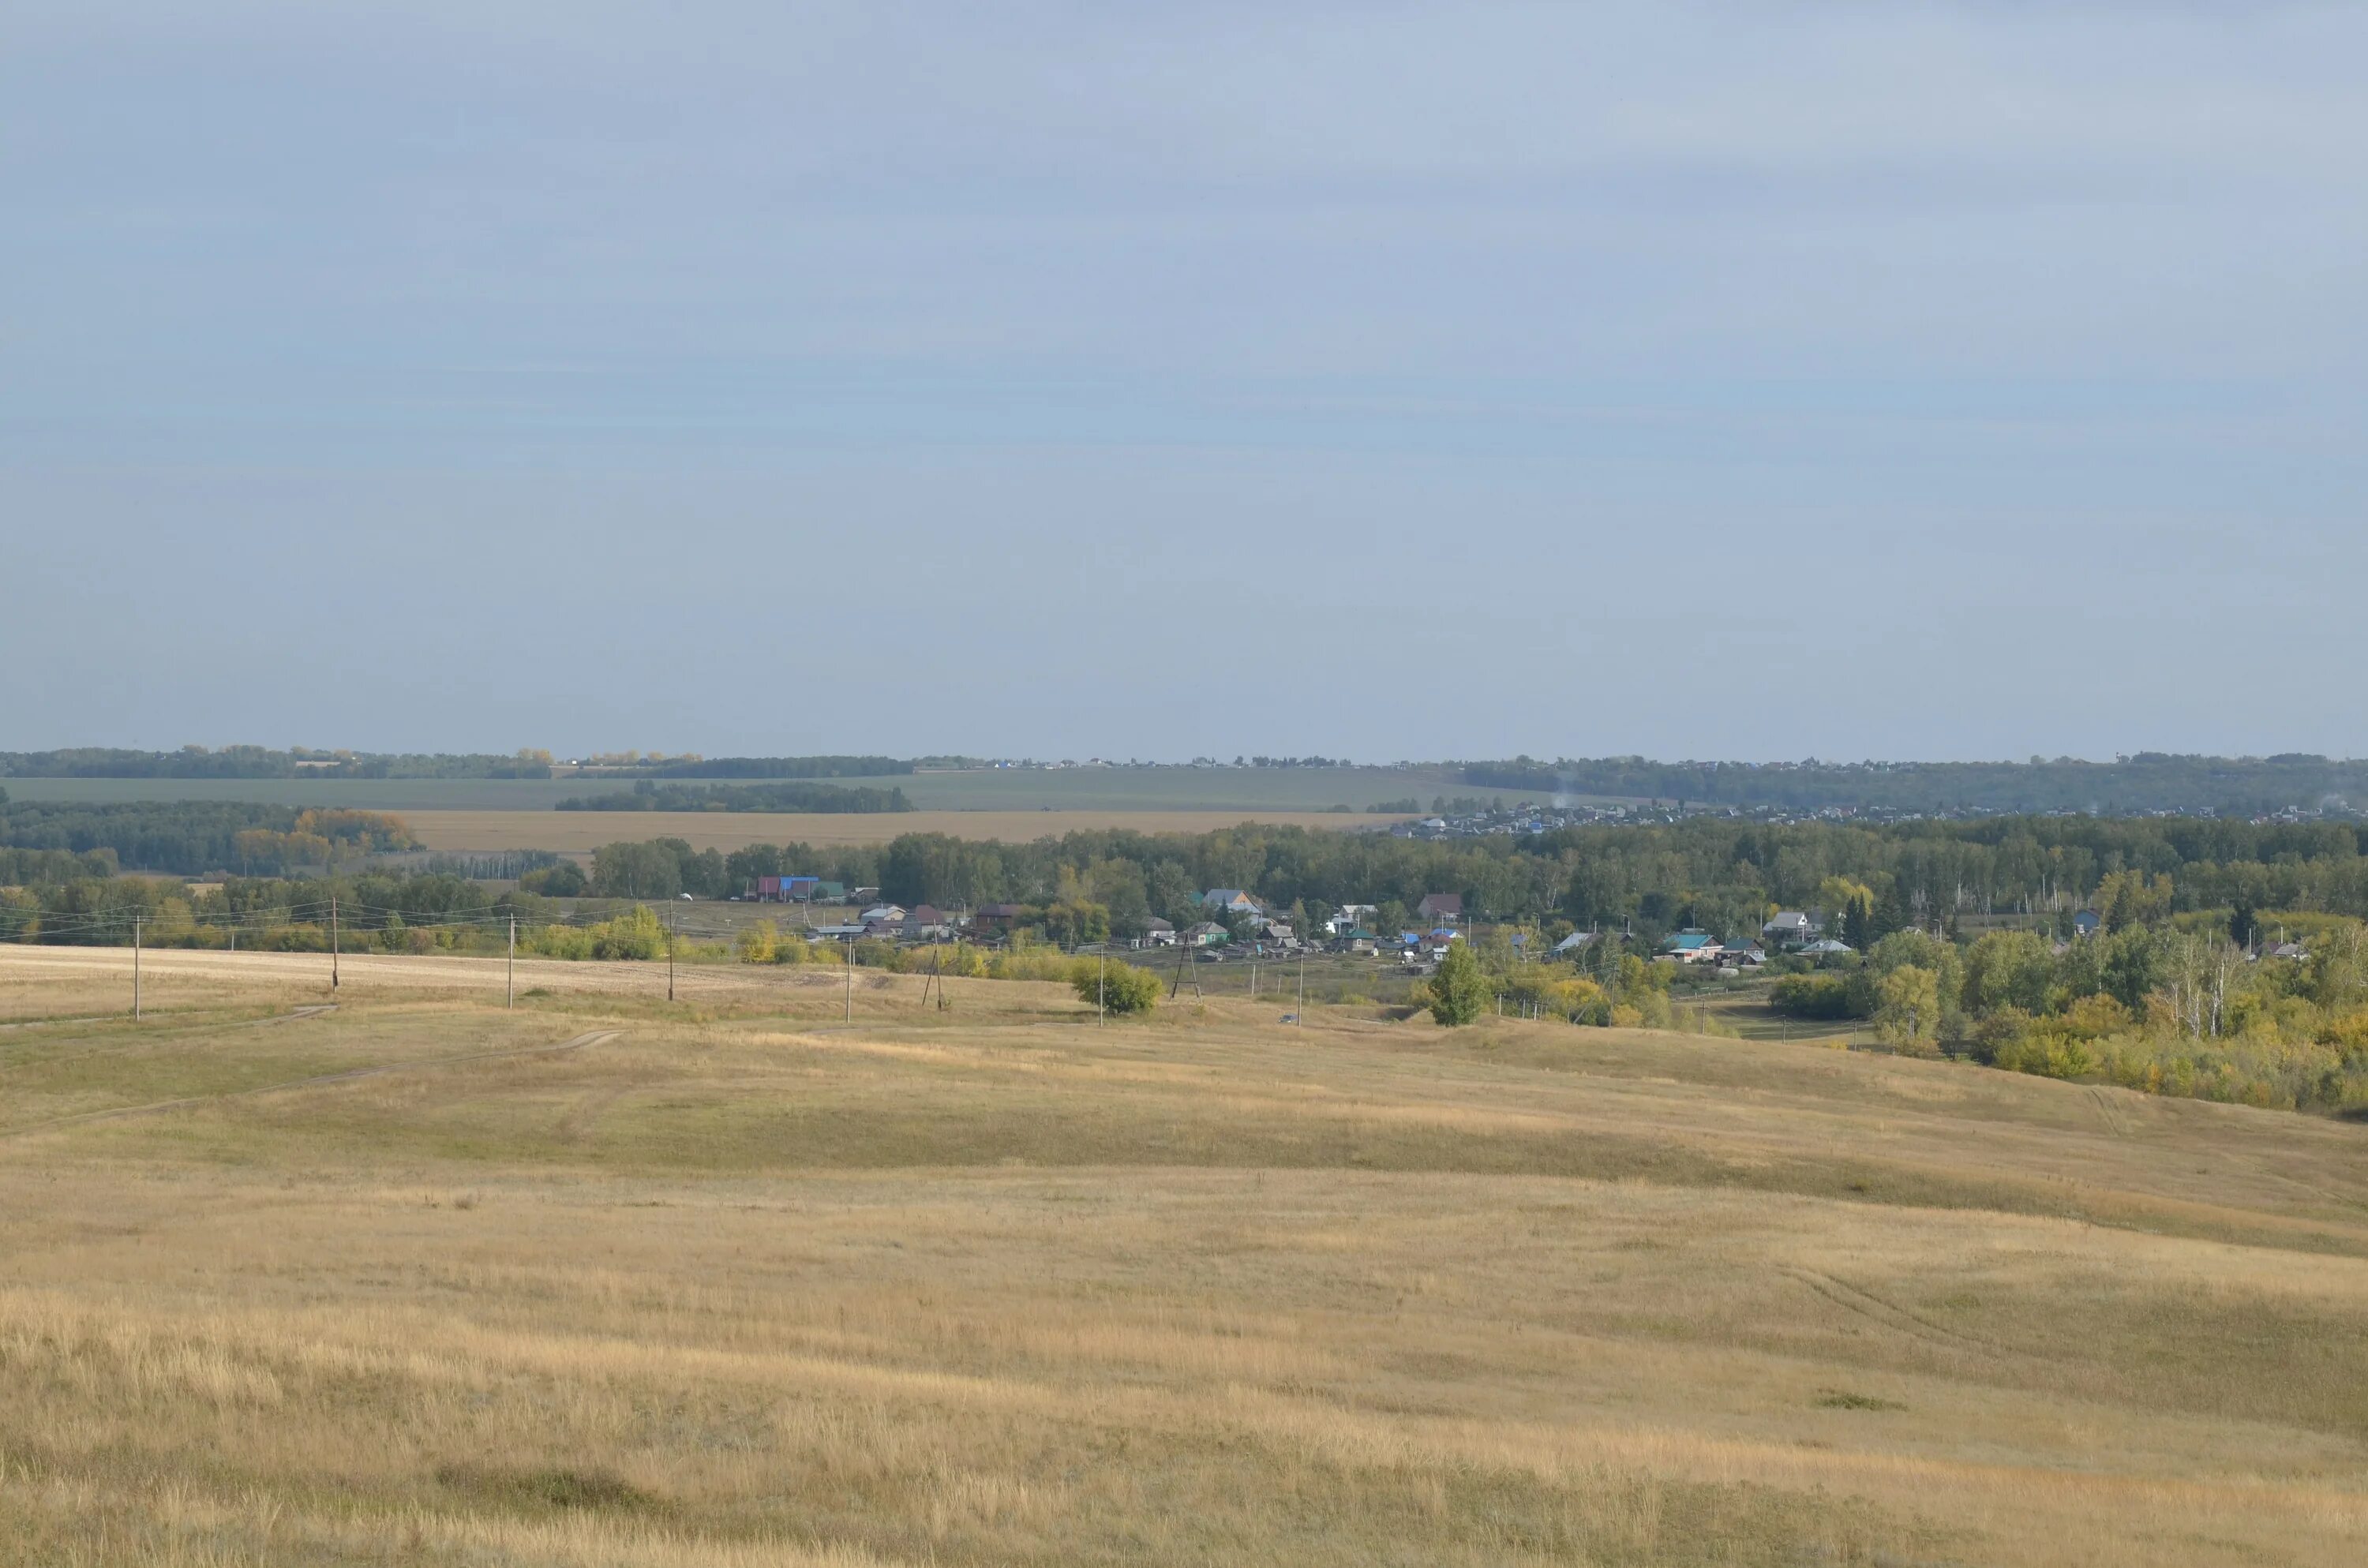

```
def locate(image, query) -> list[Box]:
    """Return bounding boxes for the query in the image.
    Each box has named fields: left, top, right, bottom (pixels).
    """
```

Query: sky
left=6, top=2, right=2365, bottom=763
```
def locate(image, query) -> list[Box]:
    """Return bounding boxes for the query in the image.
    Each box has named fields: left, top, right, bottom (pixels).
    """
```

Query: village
left=733, top=874, right=1876, bottom=977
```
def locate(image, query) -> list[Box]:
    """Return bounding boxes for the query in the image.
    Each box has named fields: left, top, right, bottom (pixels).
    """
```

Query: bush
left=588, top=906, right=665, bottom=960
left=519, top=862, right=587, bottom=897
left=1071, top=959, right=1160, bottom=1015
left=1770, top=971, right=1859, bottom=1020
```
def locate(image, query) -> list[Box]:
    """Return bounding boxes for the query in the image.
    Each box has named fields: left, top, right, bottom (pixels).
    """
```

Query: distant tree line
left=0, top=799, right=416, bottom=878
left=556, top=781, right=914, bottom=814
left=1460, top=753, right=2368, bottom=815
left=24, top=800, right=2368, bottom=943
left=0, top=746, right=553, bottom=780
left=548, top=816, right=2368, bottom=952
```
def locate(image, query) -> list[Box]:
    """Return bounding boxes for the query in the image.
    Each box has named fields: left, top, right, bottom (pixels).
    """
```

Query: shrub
left=1770, top=971, right=1858, bottom=1020
left=519, top=862, right=587, bottom=897
left=588, top=906, right=665, bottom=961
left=1071, top=959, right=1160, bottom=1015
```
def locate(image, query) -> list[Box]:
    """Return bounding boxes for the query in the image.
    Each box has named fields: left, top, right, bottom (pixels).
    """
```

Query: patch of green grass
left=1815, top=1389, right=1907, bottom=1412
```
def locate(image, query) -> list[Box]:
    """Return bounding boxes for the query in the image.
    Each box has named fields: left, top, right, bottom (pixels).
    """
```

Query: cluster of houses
left=1161, top=889, right=1476, bottom=963
left=743, top=878, right=1485, bottom=962
left=1624, top=911, right=1859, bottom=969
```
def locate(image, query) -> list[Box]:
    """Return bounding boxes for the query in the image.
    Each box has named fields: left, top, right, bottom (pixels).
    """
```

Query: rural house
left=1415, top=893, right=1463, bottom=923
left=1661, top=930, right=1723, bottom=964
left=1761, top=911, right=1815, bottom=945
left=1200, top=889, right=1265, bottom=919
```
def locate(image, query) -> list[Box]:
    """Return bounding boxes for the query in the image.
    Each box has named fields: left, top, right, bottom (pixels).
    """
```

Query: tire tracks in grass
left=0, top=1027, right=621, bottom=1142
left=1778, top=1266, right=2000, bottom=1357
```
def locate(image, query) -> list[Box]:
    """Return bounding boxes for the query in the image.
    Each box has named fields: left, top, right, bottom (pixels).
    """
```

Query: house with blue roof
left=1660, top=930, right=1725, bottom=964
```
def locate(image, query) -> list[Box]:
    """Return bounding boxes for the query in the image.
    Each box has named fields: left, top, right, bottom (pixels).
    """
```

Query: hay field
left=402, top=807, right=1397, bottom=852
left=2, top=946, right=2365, bottom=1566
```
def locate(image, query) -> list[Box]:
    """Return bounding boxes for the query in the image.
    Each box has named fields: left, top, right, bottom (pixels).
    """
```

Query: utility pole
left=1098, top=949, right=1107, bottom=1024
left=132, top=915, right=142, bottom=1020
left=844, top=938, right=852, bottom=1021
left=507, top=916, right=516, bottom=1009
left=1297, top=949, right=1305, bottom=1025
left=330, top=893, right=339, bottom=991
left=667, top=907, right=676, bottom=1002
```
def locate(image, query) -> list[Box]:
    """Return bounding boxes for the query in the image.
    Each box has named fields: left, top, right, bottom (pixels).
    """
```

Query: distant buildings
left=1201, top=889, right=1265, bottom=921
left=1415, top=893, right=1463, bottom=924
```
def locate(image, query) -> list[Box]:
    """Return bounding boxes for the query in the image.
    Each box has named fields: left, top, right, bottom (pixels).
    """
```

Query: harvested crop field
left=401, top=807, right=1399, bottom=852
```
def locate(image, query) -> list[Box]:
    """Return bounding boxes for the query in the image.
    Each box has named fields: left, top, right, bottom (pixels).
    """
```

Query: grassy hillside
left=1, top=948, right=2362, bottom=1566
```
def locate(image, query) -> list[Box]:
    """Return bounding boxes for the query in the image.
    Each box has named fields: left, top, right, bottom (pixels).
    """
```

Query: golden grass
left=0, top=947, right=2363, bottom=1564
left=400, top=807, right=1400, bottom=851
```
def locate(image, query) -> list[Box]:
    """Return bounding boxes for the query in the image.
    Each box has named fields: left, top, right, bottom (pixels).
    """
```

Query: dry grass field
left=2, top=945, right=2365, bottom=1566
left=401, top=808, right=1403, bottom=854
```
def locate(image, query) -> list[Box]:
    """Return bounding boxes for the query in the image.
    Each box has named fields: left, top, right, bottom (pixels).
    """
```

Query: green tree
left=1875, top=964, right=1941, bottom=1046
left=591, top=840, right=680, bottom=900
left=1842, top=892, right=1875, bottom=951
left=519, top=861, right=587, bottom=897
left=1428, top=941, right=1487, bottom=1027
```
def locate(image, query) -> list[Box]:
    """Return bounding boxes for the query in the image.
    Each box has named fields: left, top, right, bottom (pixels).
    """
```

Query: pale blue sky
left=6, top=2, right=2364, bottom=761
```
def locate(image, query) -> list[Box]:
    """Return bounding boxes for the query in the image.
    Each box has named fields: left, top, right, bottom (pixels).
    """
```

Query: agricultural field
left=400, top=808, right=1407, bottom=855
left=1, top=945, right=2364, bottom=1565
left=0, top=765, right=1556, bottom=814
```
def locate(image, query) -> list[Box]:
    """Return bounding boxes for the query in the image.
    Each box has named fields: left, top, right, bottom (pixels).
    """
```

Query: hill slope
left=0, top=948, right=2362, bottom=1565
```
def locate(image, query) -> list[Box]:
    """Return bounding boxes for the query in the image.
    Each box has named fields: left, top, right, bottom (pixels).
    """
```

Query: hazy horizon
left=8, top=3, right=2364, bottom=761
